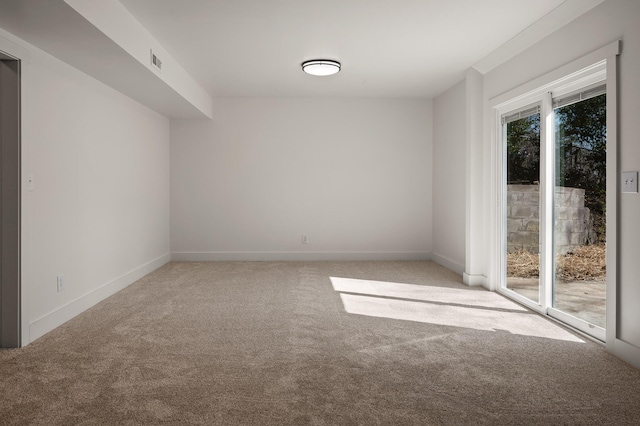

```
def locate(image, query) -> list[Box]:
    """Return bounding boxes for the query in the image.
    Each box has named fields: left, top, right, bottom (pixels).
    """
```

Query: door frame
left=0, top=50, right=21, bottom=348
left=488, top=41, right=620, bottom=344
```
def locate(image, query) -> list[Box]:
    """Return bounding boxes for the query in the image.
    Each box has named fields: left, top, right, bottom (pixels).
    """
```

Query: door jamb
left=0, top=51, right=21, bottom=348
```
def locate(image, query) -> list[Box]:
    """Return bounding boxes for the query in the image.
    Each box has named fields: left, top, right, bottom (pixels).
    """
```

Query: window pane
left=505, top=112, right=541, bottom=303
left=553, top=93, right=606, bottom=327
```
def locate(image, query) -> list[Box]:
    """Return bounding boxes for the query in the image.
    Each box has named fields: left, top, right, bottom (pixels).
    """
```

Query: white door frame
left=488, top=41, right=620, bottom=343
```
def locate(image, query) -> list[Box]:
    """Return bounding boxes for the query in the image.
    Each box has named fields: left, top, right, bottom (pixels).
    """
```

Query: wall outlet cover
left=622, top=171, right=638, bottom=193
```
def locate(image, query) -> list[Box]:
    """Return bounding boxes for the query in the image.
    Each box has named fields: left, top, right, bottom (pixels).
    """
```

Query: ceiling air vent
left=150, top=49, right=162, bottom=72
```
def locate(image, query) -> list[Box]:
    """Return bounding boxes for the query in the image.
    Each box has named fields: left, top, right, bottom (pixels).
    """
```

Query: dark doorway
left=0, top=51, right=21, bottom=348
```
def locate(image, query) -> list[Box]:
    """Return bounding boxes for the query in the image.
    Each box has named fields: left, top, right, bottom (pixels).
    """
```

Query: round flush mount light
left=301, top=59, right=341, bottom=76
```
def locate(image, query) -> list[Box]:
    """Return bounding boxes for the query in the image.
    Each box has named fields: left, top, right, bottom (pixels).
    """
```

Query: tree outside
left=555, top=94, right=607, bottom=242
left=506, top=93, right=607, bottom=281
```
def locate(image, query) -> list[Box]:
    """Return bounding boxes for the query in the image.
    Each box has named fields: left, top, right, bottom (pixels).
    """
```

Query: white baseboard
left=463, top=272, right=488, bottom=287
left=431, top=252, right=464, bottom=275
left=28, top=252, right=171, bottom=343
left=171, top=251, right=432, bottom=262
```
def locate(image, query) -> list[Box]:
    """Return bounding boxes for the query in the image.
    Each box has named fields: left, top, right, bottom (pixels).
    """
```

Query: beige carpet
left=1, top=261, right=639, bottom=425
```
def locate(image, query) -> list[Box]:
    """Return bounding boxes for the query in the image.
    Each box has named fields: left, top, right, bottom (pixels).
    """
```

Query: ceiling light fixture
left=301, top=59, right=341, bottom=76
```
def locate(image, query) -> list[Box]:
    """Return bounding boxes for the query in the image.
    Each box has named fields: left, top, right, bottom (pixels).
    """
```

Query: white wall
left=0, top=28, right=171, bottom=344
left=171, top=98, right=433, bottom=260
left=432, top=81, right=466, bottom=274
left=481, top=0, right=640, bottom=362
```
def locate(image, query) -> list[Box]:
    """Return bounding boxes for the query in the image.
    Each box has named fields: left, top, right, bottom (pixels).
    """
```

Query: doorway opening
left=0, top=51, right=21, bottom=348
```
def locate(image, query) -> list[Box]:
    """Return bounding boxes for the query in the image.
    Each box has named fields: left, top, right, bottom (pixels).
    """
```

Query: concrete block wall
left=506, top=185, right=594, bottom=254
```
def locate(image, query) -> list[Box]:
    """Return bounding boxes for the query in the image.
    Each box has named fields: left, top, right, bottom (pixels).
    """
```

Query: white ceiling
left=118, top=0, right=573, bottom=99
left=0, top=0, right=604, bottom=105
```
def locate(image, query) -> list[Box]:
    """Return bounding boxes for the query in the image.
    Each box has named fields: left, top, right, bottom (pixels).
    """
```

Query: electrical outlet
left=56, top=275, right=64, bottom=292
left=302, top=234, right=309, bottom=244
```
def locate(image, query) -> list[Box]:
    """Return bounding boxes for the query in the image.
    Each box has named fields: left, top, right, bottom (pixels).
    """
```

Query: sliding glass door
left=551, top=88, right=607, bottom=338
left=500, top=81, right=607, bottom=341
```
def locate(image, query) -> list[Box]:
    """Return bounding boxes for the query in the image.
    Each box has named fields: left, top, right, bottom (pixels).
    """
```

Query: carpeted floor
left=1, top=261, right=639, bottom=425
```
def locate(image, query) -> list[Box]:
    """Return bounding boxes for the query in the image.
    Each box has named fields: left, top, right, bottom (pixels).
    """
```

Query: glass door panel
left=553, top=92, right=607, bottom=328
left=504, top=109, right=541, bottom=303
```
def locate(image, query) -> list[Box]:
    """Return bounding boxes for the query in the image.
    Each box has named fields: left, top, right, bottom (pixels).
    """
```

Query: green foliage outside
left=506, top=94, right=607, bottom=242
left=506, top=113, right=540, bottom=185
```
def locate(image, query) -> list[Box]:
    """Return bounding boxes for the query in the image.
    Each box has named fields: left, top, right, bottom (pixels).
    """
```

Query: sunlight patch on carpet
left=331, top=277, right=584, bottom=343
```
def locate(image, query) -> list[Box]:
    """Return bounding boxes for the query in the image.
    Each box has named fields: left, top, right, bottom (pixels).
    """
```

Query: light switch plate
left=622, top=171, right=638, bottom=193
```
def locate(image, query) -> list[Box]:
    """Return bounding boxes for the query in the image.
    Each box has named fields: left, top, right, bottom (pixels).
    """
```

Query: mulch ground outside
left=507, top=245, right=606, bottom=281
